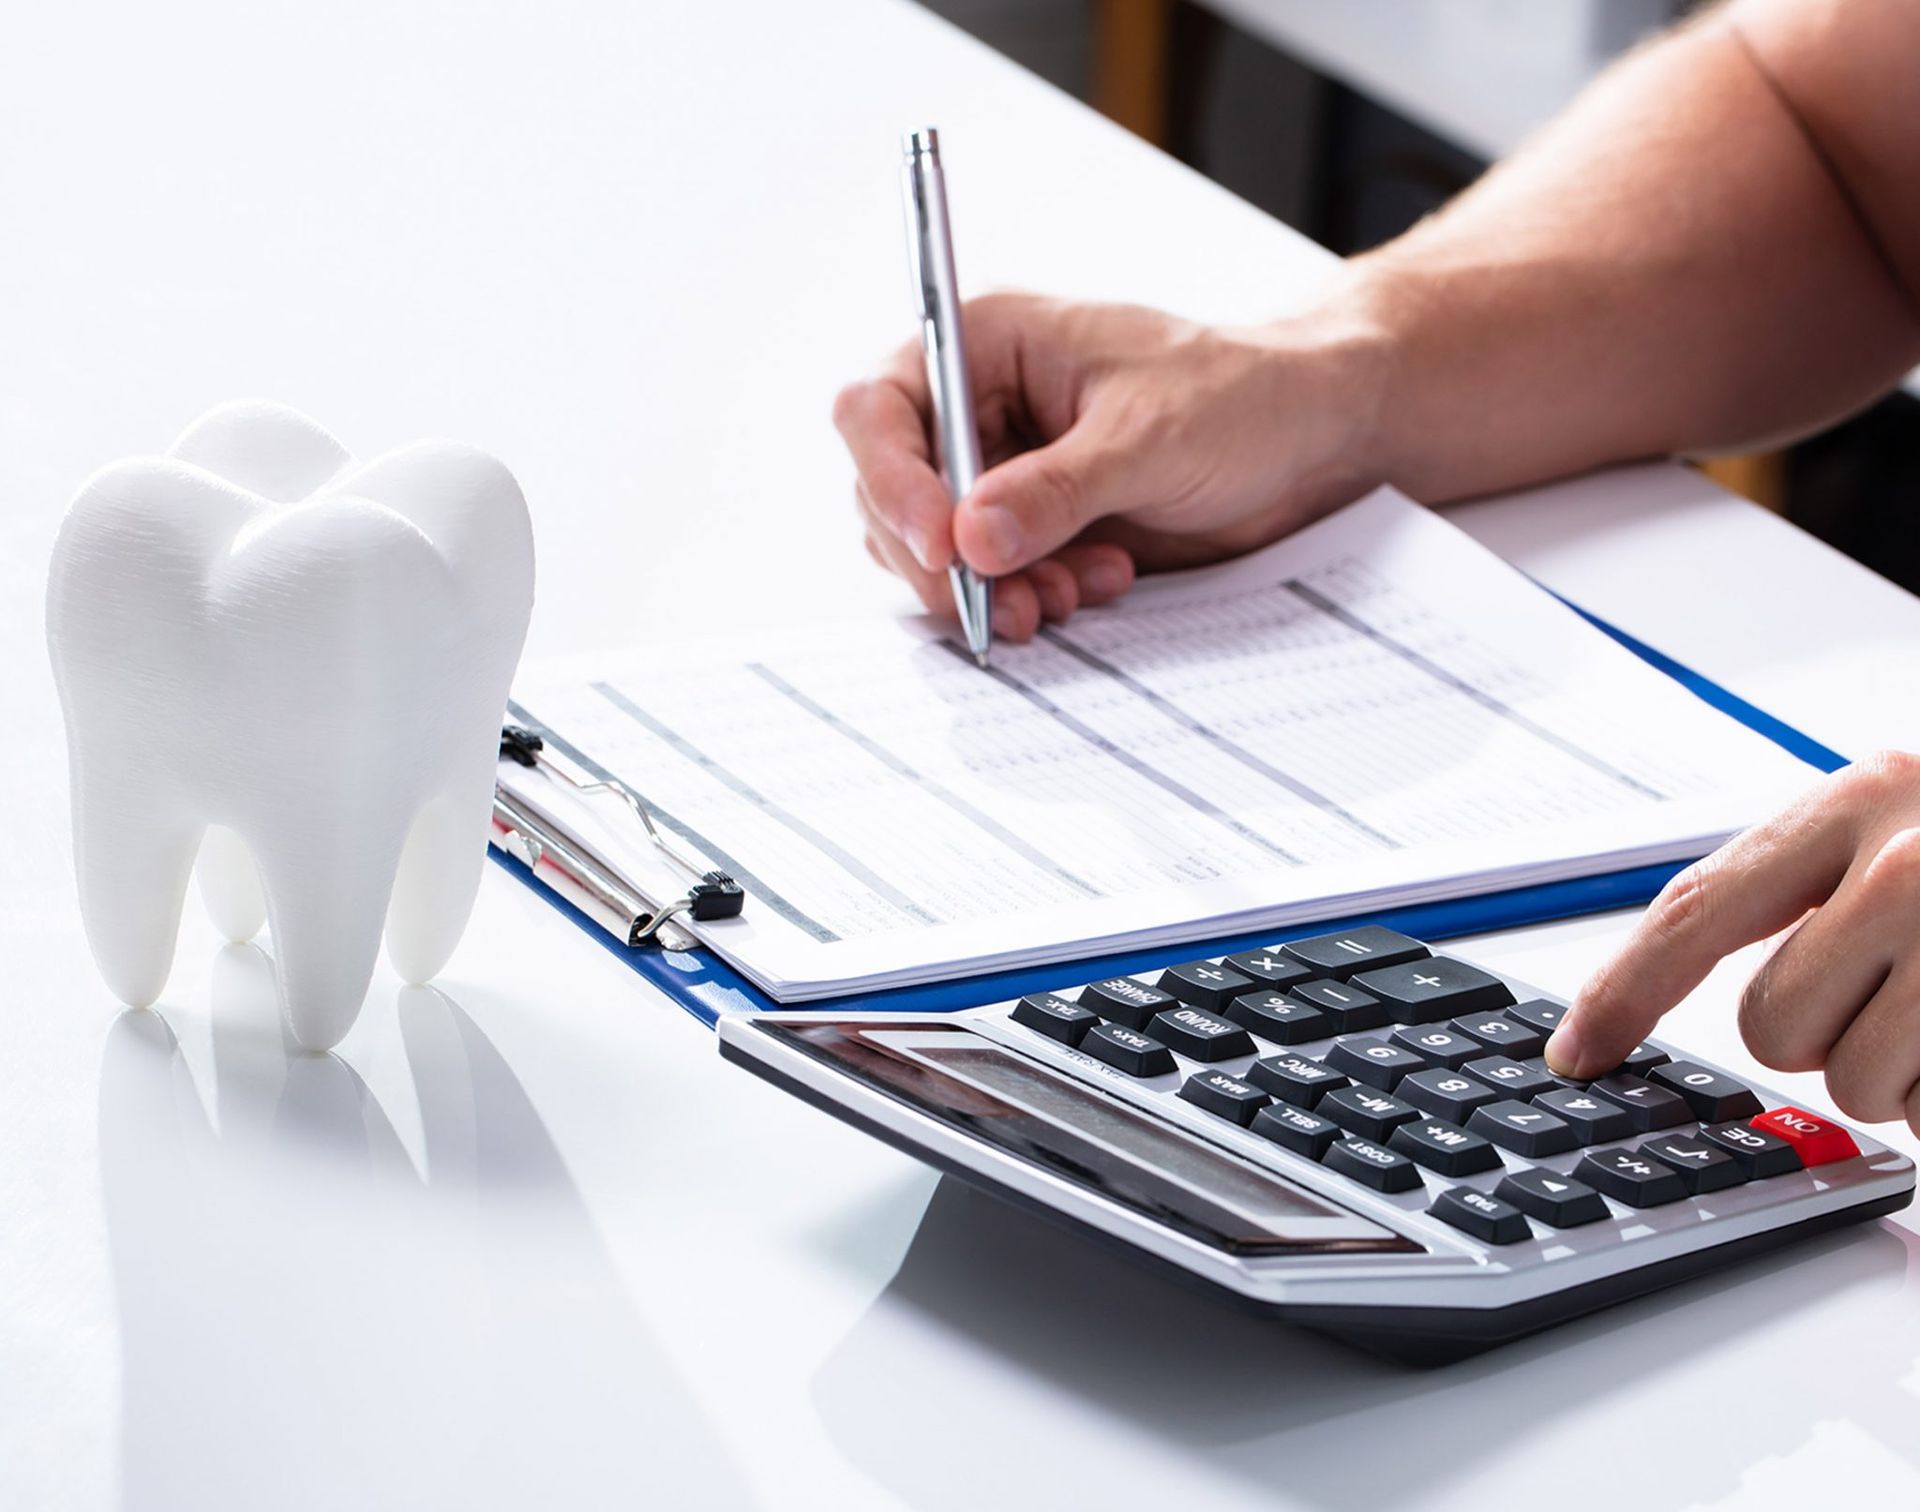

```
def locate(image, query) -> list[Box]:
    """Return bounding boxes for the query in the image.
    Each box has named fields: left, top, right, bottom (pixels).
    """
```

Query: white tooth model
left=47, top=400, right=535, bottom=1050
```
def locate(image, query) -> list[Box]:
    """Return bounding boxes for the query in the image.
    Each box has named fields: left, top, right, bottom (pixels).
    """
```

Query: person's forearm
left=1328, top=0, right=1920, bottom=505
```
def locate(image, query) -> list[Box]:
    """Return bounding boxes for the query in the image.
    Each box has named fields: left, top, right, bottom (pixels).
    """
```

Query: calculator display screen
left=760, top=1021, right=1415, bottom=1257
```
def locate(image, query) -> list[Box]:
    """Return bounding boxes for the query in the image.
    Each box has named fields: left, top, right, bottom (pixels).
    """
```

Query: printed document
left=503, top=490, right=1819, bottom=999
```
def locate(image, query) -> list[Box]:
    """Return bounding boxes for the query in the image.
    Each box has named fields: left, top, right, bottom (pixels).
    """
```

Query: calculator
left=716, top=926, right=1916, bottom=1362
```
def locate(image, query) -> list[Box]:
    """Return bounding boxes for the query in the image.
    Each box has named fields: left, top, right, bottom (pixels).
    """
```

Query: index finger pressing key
left=1549, top=777, right=1867, bottom=1078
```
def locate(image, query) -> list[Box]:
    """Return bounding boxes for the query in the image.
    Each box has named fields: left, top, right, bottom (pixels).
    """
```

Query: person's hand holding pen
left=833, top=290, right=1389, bottom=643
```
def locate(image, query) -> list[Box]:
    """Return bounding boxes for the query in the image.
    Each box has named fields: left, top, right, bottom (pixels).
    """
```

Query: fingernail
left=905, top=522, right=938, bottom=572
left=971, top=504, right=1022, bottom=568
left=1544, top=1018, right=1582, bottom=1078
left=1083, top=560, right=1129, bottom=599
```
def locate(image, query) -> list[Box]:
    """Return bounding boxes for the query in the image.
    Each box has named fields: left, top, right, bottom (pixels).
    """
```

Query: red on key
left=1751, top=1107, right=1861, bottom=1167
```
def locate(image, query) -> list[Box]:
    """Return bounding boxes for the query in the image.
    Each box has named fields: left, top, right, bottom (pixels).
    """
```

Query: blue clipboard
left=490, top=602, right=1846, bottom=1029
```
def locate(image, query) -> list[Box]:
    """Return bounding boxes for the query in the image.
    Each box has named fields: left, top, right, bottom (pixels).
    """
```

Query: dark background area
left=920, top=0, right=1920, bottom=593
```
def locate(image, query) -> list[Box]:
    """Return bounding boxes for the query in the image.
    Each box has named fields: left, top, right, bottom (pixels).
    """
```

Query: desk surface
left=4, top=2, right=1920, bottom=1508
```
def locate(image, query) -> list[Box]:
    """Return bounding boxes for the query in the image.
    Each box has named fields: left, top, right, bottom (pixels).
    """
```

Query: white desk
left=3, top=2, right=1919, bottom=1508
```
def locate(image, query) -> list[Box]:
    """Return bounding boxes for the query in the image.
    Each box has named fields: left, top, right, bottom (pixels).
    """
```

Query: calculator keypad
left=1000, top=933, right=1859, bottom=1252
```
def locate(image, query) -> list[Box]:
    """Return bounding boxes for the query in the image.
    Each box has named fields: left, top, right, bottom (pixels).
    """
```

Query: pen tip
left=974, top=650, right=990, bottom=670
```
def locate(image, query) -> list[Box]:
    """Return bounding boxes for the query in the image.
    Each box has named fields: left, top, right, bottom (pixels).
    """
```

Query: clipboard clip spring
left=500, top=724, right=745, bottom=926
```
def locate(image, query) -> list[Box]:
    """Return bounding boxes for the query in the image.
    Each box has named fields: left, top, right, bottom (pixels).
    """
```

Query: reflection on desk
left=814, top=1179, right=1919, bottom=1512
left=98, top=946, right=750, bottom=1512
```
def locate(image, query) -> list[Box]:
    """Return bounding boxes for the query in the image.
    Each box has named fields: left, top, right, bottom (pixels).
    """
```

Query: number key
left=1464, top=1056, right=1557, bottom=1100
left=1390, top=1025, right=1480, bottom=1068
left=1647, top=1061, right=1763, bottom=1122
left=1467, top=1099, right=1577, bottom=1157
left=1326, top=1037, right=1428, bottom=1089
left=1449, top=1014, right=1547, bottom=1058
left=1590, top=1074, right=1692, bottom=1132
left=1534, top=1085, right=1634, bottom=1145
left=1400, top=1068, right=1499, bottom=1122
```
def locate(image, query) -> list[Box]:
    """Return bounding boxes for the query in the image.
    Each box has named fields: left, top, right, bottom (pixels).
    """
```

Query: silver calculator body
left=716, top=930, right=1915, bottom=1362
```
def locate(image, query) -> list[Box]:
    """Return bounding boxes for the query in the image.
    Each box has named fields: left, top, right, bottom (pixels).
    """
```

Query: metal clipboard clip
left=490, top=723, right=745, bottom=951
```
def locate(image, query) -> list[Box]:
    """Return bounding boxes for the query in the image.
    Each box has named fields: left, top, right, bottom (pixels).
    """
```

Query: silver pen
left=900, top=127, right=994, bottom=667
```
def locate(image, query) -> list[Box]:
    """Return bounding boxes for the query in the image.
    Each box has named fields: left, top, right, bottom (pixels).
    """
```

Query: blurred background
left=920, top=0, right=1920, bottom=593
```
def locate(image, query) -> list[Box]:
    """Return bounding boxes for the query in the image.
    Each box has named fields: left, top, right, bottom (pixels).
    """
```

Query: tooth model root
left=47, top=400, right=535, bottom=1050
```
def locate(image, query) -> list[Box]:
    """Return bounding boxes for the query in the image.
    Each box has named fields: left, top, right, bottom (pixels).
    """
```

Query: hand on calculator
left=1551, top=753, right=1920, bottom=1136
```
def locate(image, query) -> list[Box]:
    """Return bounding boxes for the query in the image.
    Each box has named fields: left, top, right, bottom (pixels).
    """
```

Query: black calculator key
left=1250, top=1102, right=1342, bottom=1158
left=1647, top=1061, right=1764, bottom=1122
left=1179, top=1070, right=1270, bottom=1125
left=1287, top=978, right=1388, bottom=1032
left=1465, top=1056, right=1557, bottom=1100
left=1400, top=1068, right=1500, bottom=1122
left=1430, top=1187, right=1532, bottom=1245
left=1619, top=1043, right=1672, bottom=1076
left=1574, top=1146, right=1690, bottom=1207
left=1534, top=1085, right=1635, bottom=1144
left=1700, top=1119, right=1804, bottom=1178
left=1468, top=1099, right=1577, bottom=1157
left=1012, top=992, right=1097, bottom=1045
left=1450, top=1014, right=1548, bottom=1059
left=1390, top=1025, right=1480, bottom=1068
left=1078, top=976, right=1176, bottom=1031
left=1504, top=1000, right=1571, bottom=1034
left=1389, top=1118, right=1502, bottom=1176
left=1321, top=1085, right=1423, bottom=1141
left=1589, top=1074, right=1693, bottom=1132
left=1324, top=1137, right=1423, bottom=1192
left=1355, top=956, right=1516, bottom=1024
left=1225, top=949, right=1319, bottom=991
left=1159, top=960, right=1255, bottom=1012
left=1149, top=1005, right=1256, bottom=1062
left=1080, top=1021, right=1175, bottom=1077
left=1226, top=991, right=1328, bottom=1045
left=1247, top=1054, right=1346, bottom=1107
left=1496, top=1168, right=1610, bottom=1228
left=1326, top=1037, right=1427, bottom=1090
left=1282, top=926, right=1428, bottom=978
left=1640, top=1133, right=1747, bottom=1193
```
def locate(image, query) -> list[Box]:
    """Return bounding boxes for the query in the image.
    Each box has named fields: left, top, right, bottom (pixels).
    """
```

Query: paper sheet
left=504, top=489, right=1819, bottom=998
